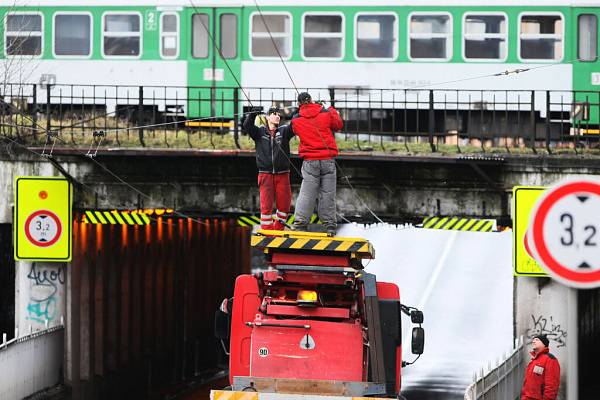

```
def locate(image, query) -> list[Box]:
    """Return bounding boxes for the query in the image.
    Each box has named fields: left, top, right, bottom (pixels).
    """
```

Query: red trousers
left=258, top=172, right=291, bottom=230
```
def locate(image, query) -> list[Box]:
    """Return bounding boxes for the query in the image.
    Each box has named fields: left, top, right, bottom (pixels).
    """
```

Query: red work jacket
left=291, top=103, right=343, bottom=160
left=521, top=348, right=560, bottom=400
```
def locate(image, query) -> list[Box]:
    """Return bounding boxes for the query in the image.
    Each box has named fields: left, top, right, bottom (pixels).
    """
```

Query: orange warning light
left=39, top=190, right=48, bottom=200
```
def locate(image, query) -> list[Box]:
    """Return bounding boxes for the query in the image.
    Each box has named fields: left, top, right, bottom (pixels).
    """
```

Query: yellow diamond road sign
left=14, top=176, right=73, bottom=262
left=513, top=186, right=546, bottom=276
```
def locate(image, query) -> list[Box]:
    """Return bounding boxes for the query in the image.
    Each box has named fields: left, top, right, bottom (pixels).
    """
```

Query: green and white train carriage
left=1, top=0, right=600, bottom=128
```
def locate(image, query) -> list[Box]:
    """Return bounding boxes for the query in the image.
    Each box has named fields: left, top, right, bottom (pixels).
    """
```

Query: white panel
left=242, top=61, right=572, bottom=91
left=337, top=224, right=513, bottom=394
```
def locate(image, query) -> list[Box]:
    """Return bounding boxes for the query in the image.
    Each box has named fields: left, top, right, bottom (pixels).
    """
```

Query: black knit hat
left=297, top=92, right=312, bottom=104
left=533, top=334, right=549, bottom=347
left=267, top=107, right=280, bottom=115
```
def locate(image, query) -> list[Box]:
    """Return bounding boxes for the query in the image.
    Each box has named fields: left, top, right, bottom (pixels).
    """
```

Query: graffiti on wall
left=26, top=263, right=65, bottom=324
left=526, top=314, right=567, bottom=348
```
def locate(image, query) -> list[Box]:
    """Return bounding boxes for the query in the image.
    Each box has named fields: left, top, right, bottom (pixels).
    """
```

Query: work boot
left=292, top=220, right=308, bottom=232
left=325, top=224, right=337, bottom=237
left=272, top=219, right=286, bottom=231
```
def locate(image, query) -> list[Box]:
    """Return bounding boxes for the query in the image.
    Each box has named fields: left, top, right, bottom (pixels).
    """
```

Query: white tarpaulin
left=337, top=224, right=513, bottom=399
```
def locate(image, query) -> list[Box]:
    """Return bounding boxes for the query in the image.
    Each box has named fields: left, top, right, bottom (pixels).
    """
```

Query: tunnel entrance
left=579, top=288, right=600, bottom=397
left=67, top=217, right=251, bottom=399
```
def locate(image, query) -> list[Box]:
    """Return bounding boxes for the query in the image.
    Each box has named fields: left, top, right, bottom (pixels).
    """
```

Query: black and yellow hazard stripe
left=422, top=216, right=495, bottom=232
left=237, top=215, right=261, bottom=227
left=83, top=210, right=150, bottom=226
left=237, top=214, right=321, bottom=227
left=251, top=232, right=374, bottom=258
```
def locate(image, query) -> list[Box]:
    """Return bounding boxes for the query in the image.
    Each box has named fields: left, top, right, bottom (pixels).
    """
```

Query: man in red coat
left=290, top=92, right=343, bottom=235
left=521, top=334, right=560, bottom=400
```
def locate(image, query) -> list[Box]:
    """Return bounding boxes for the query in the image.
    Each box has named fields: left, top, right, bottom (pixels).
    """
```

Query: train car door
left=187, top=7, right=241, bottom=120
left=572, top=8, right=600, bottom=132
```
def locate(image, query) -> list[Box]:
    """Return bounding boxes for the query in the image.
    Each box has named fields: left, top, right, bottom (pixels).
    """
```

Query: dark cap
left=533, top=334, right=549, bottom=347
left=297, top=92, right=312, bottom=105
left=267, top=107, right=280, bottom=115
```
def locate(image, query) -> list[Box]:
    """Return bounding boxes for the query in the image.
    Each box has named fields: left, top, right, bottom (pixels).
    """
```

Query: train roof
left=0, top=0, right=598, bottom=7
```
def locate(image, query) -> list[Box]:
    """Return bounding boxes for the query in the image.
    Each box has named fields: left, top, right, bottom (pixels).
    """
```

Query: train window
left=220, top=14, right=237, bottom=59
left=5, top=13, right=43, bottom=56
left=302, top=13, right=344, bottom=59
left=160, top=13, right=179, bottom=59
left=54, top=14, right=92, bottom=57
left=463, top=14, right=507, bottom=61
left=192, top=13, right=209, bottom=58
left=578, top=14, right=597, bottom=62
left=355, top=13, right=397, bottom=60
left=102, top=13, right=141, bottom=57
left=250, top=13, right=292, bottom=59
left=409, top=13, right=452, bottom=60
left=519, top=13, right=563, bottom=61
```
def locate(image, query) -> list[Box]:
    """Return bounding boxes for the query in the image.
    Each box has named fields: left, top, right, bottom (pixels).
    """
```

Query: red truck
left=213, top=230, right=424, bottom=400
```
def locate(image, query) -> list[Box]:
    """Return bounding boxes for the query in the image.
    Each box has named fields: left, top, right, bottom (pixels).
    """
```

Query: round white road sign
left=24, top=210, right=62, bottom=247
left=529, top=178, right=600, bottom=288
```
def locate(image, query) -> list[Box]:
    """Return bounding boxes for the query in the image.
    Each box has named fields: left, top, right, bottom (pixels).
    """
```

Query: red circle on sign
left=523, top=230, right=535, bottom=259
left=531, top=181, right=600, bottom=285
left=24, top=210, right=62, bottom=247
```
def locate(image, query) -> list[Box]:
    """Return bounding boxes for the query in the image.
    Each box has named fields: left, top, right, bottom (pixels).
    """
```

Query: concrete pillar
left=516, top=277, right=569, bottom=400
left=15, top=261, right=66, bottom=336
left=566, top=288, right=578, bottom=400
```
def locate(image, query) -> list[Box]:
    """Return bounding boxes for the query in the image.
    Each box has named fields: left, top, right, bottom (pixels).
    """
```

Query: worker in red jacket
left=521, top=334, right=560, bottom=400
left=290, top=92, right=343, bottom=235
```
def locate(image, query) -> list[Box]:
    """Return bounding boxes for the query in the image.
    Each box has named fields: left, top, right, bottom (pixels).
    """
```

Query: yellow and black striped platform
left=422, top=216, right=496, bottom=232
left=237, top=214, right=321, bottom=227
left=251, top=230, right=374, bottom=259
left=83, top=210, right=150, bottom=225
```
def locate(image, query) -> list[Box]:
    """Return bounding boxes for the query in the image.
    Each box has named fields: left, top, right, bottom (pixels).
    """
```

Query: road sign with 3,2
left=14, top=176, right=72, bottom=262
left=529, top=178, right=600, bottom=288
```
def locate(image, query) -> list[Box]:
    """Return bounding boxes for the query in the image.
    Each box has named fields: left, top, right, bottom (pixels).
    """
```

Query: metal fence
left=1, top=82, right=599, bottom=152
left=0, top=325, right=64, bottom=400
left=464, top=337, right=525, bottom=400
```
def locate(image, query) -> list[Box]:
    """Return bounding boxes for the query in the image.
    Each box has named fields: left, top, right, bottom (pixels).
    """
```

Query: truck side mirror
left=410, top=310, right=424, bottom=324
left=411, top=327, right=424, bottom=355
left=214, top=309, right=230, bottom=340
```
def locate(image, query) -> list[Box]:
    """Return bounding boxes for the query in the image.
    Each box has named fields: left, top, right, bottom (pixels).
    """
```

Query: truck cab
left=215, top=230, right=424, bottom=399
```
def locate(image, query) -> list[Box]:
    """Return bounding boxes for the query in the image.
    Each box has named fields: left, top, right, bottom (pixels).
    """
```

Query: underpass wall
left=515, top=278, right=568, bottom=400
left=15, top=262, right=66, bottom=334
left=66, top=219, right=251, bottom=399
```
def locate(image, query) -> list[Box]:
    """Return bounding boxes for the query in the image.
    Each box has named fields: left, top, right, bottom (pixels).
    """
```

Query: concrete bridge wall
left=1, top=147, right=600, bottom=398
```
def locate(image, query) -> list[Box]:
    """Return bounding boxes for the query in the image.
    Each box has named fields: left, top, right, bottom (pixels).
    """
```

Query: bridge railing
left=464, top=336, right=525, bottom=400
left=0, top=325, right=64, bottom=400
left=0, top=82, right=598, bottom=153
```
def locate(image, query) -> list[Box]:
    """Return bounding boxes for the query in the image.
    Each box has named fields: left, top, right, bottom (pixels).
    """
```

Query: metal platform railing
left=464, top=337, right=525, bottom=400
left=1, top=83, right=599, bottom=152
left=0, top=324, right=64, bottom=400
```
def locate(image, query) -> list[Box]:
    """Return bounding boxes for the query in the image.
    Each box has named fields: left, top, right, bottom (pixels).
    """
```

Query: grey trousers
left=293, top=159, right=336, bottom=232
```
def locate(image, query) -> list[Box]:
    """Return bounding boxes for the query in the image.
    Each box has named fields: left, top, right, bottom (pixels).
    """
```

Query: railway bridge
left=1, top=124, right=600, bottom=399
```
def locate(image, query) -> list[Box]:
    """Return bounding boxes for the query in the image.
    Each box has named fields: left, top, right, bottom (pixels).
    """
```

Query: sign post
left=14, top=176, right=73, bottom=262
left=528, top=178, right=600, bottom=288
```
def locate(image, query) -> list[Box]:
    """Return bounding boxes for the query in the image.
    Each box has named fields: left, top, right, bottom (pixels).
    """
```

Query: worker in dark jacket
left=290, top=92, right=343, bottom=235
left=521, top=334, right=560, bottom=400
left=243, top=107, right=294, bottom=230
